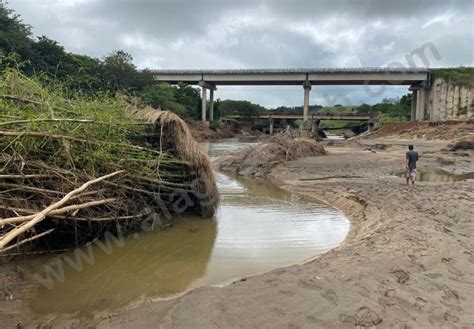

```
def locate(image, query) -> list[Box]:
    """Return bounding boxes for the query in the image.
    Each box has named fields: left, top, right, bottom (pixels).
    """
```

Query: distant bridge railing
left=223, top=114, right=378, bottom=121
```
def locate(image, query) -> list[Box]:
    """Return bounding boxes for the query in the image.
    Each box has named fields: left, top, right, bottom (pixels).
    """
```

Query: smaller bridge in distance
left=221, top=113, right=378, bottom=136
left=225, top=114, right=375, bottom=121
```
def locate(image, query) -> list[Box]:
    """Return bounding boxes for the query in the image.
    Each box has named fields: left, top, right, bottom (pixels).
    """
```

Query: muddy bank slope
left=89, top=137, right=474, bottom=329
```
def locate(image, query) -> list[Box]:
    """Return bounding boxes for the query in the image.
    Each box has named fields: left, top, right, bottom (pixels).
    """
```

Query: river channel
left=27, top=139, right=350, bottom=317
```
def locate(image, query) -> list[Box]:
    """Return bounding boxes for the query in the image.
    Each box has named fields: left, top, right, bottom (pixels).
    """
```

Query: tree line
left=1, top=1, right=413, bottom=122
left=0, top=1, right=205, bottom=118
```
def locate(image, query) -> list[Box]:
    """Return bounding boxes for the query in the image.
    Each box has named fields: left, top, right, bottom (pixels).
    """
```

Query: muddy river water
left=25, top=139, right=350, bottom=318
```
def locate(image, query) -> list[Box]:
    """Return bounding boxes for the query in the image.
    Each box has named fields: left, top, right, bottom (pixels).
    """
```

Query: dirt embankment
left=367, top=121, right=474, bottom=140
left=91, top=135, right=474, bottom=329
left=186, top=120, right=237, bottom=141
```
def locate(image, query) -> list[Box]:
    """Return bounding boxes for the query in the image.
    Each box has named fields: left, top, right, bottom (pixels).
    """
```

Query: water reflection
left=196, top=172, right=348, bottom=286
left=30, top=218, right=217, bottom=315
left=28, top=139, right=349, bottom=317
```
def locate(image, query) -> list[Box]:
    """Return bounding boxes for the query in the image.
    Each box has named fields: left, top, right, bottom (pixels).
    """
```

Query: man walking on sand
left=405, top=145, right=419, bottom=186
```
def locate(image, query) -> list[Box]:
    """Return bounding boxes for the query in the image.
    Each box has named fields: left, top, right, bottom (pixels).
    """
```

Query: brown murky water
left=26, top=139, right=350, bottom=318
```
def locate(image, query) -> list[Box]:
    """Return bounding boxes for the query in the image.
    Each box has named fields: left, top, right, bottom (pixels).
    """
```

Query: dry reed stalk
left=0, top=171, right=124, bottom=251
left=0, top=198, right=117, bottom=225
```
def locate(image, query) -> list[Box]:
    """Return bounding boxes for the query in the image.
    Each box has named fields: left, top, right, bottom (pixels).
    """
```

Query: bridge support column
left=410, top=89, right=418, bottom=122
left=416, top=87, right=426, bottom=122
left=303, top=81, right=311, bottom=122
left=201, top=87, right=207, bottom=121
left=209, top=89, right=214, bottom=121
left=311, top=118, right=317, bottom=135
left=269, top=118, right=274, bottom=135
left=198, top=80, right=217, bottom=122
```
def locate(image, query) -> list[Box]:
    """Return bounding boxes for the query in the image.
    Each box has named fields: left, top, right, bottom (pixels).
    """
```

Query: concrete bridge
left=152, top=68, right=432, bottom=122
left=226, top=114, right=375, bottom=121
left=221, top=113, right=377, bottom=136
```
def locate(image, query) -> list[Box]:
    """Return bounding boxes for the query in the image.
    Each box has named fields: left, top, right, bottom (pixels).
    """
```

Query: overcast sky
left=9, top=0, right=474, bottom=107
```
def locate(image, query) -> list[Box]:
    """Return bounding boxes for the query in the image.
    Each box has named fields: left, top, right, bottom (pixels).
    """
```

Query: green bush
left=209, top=120, right=219, bottom=131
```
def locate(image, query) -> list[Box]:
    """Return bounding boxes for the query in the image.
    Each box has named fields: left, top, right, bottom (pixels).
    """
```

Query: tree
left=175, top=83, right=200, bottom=118
left=0, top=1, right=33, bottom=68
left=68, top=54, right=104, bottom=93
left=399, top=93, right=412, bottom=112
left=102, top=50, right=138, bottom=92
left=219, top=100, right=264, bottom=119
left=134, top=68, right=156, bottom=92
left=357, top=103, right=372, bottom=115
left=31, top=36, right=76, bottom=78
left=140, top=83, right=187, bottom=117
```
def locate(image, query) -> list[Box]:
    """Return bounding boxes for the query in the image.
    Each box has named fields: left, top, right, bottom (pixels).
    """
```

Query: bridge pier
left=199, top=81, right=217, bottom=122
left=209, top=89, right=214, bottom=121
left=201, top=86, right=207, bottom=121
left=269, top=118, right=274, bottom=135
left=311, top=118, right=318, bottom=134
left=303, top=81, right=311, bottom=122
left=410, top=89, right=417, bottom=122
left=416, top=87, right=426, bottom=122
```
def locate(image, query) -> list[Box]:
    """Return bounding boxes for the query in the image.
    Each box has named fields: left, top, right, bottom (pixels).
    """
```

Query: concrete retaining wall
left=426, top=78, right=473, bottom=121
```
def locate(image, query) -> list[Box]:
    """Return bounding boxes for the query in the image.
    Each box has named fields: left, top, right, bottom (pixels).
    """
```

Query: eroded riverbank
left=0, top=139, right=350, bottom=328
left=94, top=137, right=474, bottom=328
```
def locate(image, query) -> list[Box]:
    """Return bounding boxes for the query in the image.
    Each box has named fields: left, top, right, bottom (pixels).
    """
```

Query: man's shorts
left=406, top=168, right=417, bottom=177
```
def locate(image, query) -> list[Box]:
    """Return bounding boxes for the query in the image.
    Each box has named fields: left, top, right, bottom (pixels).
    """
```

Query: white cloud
left=422, top=13, right=454, bottom=29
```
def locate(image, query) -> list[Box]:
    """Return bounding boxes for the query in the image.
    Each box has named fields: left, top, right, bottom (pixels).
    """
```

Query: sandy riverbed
left=3, top=135, right=473, bottom=328
left=88, top=137, right=473, bottom=328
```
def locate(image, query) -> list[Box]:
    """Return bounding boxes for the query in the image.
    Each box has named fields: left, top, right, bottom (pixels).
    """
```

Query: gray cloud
left=9, top=0, right=474, bottom=106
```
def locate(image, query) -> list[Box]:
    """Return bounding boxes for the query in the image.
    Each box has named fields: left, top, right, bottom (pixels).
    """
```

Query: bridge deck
left=153, top=68, right=429, bottom=86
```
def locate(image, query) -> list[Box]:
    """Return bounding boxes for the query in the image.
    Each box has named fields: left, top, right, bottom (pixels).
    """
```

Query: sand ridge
left=91, top=138, right=473, bottom=328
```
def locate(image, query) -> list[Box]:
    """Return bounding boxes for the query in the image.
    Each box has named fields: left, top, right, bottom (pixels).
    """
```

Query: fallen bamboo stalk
left=70, top=189, right=107, bottom=200
left=48, top=213, right=145, bottom=222
left=0, top=94, right=43, bottom=106
left=0, top=174, right=53, bottom=179
left=1, top=228, right=55, bottom=252
left=0, top=198, right=118, bottom=225
left=0, top=118, right=97, bottom=126
left=0, top=183, right=65, bottom=195
left=0, top=118, right=154, bottom=127
left=0, top=131, right=161, bottom=154
left=0, top=94, right=69, bottom=112
left=0, top=171, right=124, bottom=251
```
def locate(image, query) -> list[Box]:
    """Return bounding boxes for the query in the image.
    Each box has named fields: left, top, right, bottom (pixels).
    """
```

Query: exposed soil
left=89, top=136, right=473, bottom=329
left=186, top=119, right=236, bottom=141
left=2, top=130, right=474, bottom=328
left=367, top=121, right=474, bottom=141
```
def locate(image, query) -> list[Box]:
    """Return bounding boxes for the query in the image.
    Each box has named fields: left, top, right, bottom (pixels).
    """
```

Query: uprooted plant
left=0, top=69, right=218, bottom=255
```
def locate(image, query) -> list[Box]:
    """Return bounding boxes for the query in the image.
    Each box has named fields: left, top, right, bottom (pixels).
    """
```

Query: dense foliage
left=140, top=83, right=201, bottom=118
left=218, top=100, right=265, bottom=119
left=0, top=1, right=189, bottom=114
left=356, top=94, right=412, bottom=122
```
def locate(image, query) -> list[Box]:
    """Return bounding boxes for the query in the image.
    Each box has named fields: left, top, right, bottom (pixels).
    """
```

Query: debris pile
left=0, top=69, right=218, bottom=254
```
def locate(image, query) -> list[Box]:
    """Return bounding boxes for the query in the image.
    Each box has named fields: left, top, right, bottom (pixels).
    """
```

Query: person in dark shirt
left=405, top=145, right=419, bottom=185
